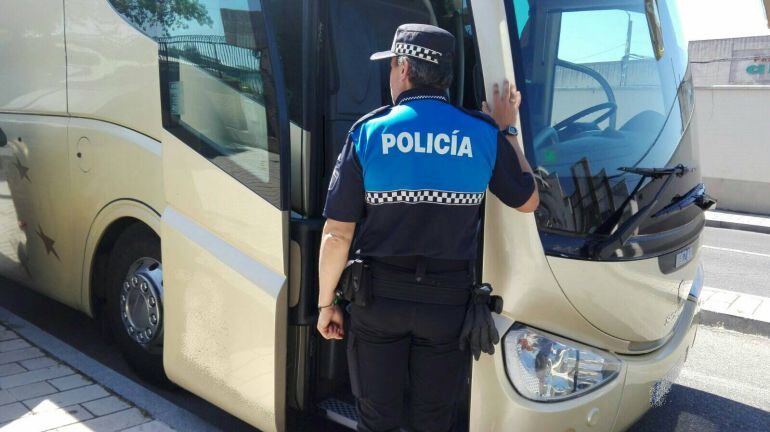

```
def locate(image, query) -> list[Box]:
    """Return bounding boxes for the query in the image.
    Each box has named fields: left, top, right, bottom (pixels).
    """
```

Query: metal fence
left=157, top=34, right=265, bottom=99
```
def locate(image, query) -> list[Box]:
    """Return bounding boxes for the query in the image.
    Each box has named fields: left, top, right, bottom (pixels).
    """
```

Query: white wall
left=695, top=85, right=770, bottom=214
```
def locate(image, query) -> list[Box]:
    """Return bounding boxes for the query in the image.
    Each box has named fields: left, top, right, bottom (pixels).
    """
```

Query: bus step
left=319, top=398, right=358, bottom=430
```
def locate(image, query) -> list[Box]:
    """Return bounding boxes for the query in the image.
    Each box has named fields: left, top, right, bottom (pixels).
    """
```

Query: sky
left=676, top=0, right=770, bottom=41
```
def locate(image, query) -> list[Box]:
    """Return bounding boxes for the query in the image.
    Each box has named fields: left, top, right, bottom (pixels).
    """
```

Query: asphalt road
left=630, top=326, right=770, bottom=431
left=702, top=227, right=770, bottom=297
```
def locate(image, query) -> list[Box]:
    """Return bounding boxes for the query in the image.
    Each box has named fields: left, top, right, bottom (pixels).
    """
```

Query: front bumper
left=469, top=297, right=700, bottom=432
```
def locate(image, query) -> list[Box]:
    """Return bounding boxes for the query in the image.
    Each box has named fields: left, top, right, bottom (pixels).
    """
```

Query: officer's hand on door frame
left=481, top=80, right=521, bottom=131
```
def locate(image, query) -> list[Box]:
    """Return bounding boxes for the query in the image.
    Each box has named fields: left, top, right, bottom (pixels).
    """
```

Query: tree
left=110, top=0, right=213, bottom=35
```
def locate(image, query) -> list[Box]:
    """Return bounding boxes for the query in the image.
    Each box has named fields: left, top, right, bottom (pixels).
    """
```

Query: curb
left=705, top=218, right=770, bottom=235
left=698, top=309, right=770, bottom=338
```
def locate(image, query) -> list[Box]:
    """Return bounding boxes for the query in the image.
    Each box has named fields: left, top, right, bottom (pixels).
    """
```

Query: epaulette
left=456, top=107, right=498, bottom=130
left=349, top=105, right=392, bottom=133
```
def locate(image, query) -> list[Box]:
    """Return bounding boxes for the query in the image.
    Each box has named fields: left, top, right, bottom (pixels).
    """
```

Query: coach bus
left=0, top=0, right=707, bottom=430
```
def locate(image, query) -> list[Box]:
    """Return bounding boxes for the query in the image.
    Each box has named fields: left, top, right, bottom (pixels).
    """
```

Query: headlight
left=503, top=324, right=622, bottom=402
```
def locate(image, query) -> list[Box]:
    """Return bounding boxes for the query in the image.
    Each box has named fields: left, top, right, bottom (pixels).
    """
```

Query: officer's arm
left=483, top=80, right=539, bottom=213
left=318, top=219, right=357, bottom=307
left=504, top=134, right=539, bottom=213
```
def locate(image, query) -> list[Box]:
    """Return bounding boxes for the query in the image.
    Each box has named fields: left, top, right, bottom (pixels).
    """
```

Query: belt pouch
left=352, top=261, right=372, bottom=307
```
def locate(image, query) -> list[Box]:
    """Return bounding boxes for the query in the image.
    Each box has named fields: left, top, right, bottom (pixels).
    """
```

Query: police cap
left=370, top=23, right=455, bottom=65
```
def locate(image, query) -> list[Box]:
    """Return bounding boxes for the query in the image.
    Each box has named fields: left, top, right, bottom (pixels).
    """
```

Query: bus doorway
left=284, top=0, right=485, bottom=429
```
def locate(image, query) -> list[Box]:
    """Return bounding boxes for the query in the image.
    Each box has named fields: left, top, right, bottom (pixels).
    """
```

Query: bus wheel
left=106, top=224, right=168, bottom=385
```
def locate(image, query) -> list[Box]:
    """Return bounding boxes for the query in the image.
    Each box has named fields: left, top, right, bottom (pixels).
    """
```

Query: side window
left=267, top=0, right=305, bottom=127
left=109, top=0, right=283, bottom=207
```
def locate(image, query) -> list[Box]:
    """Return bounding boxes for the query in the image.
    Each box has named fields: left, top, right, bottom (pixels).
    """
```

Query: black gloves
left=459, top=284, right=502, bottom=360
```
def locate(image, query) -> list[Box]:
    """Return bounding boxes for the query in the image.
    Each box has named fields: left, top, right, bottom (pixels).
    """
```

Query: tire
left=105, top=223, right=169, bottom=385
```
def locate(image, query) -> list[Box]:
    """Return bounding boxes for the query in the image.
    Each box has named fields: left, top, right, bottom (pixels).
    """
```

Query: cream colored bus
left=0, top=0, right=707, bottom=431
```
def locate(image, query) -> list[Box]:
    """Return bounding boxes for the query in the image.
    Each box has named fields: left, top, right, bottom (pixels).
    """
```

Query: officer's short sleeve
left=323, top=135, right=365, bottom=222
left=488, top=133, right=536, bottom=208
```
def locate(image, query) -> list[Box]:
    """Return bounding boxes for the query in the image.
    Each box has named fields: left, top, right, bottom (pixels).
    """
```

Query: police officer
left=317, top=23, right=538, bottom=432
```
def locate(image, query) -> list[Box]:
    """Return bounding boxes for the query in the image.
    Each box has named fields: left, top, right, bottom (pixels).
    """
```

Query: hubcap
left=120, top=257, right=163, bottom=346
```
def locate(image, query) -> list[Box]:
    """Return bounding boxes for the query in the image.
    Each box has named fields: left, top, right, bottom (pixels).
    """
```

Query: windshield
left=508, top=0, right=693, bottom=236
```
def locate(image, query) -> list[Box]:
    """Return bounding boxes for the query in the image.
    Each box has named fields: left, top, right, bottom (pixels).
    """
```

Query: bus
left=0, top=0, right=707, bottom=430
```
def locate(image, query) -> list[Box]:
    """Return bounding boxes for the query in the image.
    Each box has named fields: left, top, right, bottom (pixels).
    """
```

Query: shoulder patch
left=455, top=107, right=499, bottom=130
left=349, top=105, right=392, bottom=133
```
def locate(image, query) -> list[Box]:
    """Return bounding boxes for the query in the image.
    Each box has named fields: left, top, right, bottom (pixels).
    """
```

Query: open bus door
left=157, top=2, right=291, bottom=431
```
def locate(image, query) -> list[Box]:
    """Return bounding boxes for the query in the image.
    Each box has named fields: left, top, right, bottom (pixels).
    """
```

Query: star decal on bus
left=14, top=157, right=30, bottom=182
left=36, top=225, right=59, bottom=261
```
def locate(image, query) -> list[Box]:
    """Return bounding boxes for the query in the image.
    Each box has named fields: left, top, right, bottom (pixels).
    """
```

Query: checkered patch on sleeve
left=366, top=190, right=485, bottom=206
left=393, top=42, right=442, bottom=64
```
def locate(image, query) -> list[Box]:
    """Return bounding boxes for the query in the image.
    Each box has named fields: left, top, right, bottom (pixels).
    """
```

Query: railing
left=157, top=34, right=263, bottom=72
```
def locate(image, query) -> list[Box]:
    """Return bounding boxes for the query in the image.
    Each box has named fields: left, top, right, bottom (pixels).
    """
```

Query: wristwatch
left=318, top=291, right=343, bottom=311
left=501, top=125, right=519, bottom=137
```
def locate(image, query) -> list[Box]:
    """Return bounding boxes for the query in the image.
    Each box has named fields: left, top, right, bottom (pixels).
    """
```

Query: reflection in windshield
left=510, top=0, right=692, bottom=236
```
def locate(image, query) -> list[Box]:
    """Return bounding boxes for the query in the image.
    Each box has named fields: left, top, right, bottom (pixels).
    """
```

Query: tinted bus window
left=267, top=0, right=304, bottom=127
left=109, top=0, right=282, bottom=207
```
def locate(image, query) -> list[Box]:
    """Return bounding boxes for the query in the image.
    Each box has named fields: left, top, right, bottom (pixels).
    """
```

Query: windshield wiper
left=653, top=183, right=716, bottom=218
left=617, top=165, right=689, bottom=178
left=589, top=164, right=690, bottom=259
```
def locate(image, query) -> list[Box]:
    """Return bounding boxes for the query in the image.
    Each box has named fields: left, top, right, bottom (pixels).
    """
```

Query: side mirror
left=645, top=0, right=665, bottom=60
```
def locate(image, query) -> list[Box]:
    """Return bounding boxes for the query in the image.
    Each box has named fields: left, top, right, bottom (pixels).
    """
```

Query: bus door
left=155, top=2, right=290, bottom=431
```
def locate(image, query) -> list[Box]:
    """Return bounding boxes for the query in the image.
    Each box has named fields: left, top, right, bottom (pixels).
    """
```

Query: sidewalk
left=699, top=287, right=770, bottom=337
left=705, top=209, right=770, bottom=235
left=701, top=210, right=770, bottom=337
left=0, top=306, right=216, bottom=432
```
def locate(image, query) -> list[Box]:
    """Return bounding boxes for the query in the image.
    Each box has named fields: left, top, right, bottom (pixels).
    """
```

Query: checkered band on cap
left=393, top=42, right=442, bottom=64
left=366, top=189, right=485, bottom=206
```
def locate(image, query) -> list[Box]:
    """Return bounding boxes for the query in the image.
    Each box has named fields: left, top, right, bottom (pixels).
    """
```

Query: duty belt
left=368, top=259, right=473, bottom=306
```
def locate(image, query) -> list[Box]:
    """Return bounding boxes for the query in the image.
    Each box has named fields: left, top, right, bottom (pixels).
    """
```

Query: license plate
left=675, top=246, right=693, bottom=269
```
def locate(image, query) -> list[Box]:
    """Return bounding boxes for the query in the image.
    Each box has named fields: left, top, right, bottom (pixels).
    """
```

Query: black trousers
left=347, top=296, right=468, bottom=432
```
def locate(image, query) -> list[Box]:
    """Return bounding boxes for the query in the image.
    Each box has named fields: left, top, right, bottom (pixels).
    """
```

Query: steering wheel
left=553, top=102, right=617, bottom=135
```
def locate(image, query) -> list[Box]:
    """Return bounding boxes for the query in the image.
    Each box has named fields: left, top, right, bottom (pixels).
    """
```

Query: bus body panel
left=161, top=132, right=287, bottom=432
left=547, top=245, right=701, bottom=344
left=65, top=0, right=164, bottom=141
left=0, top=114, right=77, bottom=307
left=0, top=0, right=67, bottom=114
left=68, top=117, right=164, bottom=316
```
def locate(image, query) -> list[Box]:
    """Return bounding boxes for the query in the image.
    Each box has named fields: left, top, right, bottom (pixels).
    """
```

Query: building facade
left=690, top=36, right=770, bottom=214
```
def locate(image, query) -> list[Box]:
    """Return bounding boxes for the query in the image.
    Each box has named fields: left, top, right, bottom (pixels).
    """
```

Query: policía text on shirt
left=381, top=130, right=473, bottom=158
